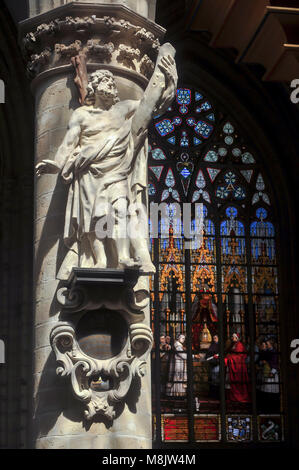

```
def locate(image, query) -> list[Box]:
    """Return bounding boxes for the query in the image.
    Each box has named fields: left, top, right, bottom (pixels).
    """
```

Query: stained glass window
left=149, top=87, right=283, bottom=446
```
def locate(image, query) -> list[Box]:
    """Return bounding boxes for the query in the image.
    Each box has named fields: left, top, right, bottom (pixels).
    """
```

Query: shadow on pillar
left=67, top=75, right=82, bottom=112
left=35, top=177, right=68, bottom=318
left=33, top=350, right=85, bottom=442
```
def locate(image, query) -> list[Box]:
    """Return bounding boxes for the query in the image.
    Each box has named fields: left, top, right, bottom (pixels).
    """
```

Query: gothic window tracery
left=149, top=87, right=282, bottom=445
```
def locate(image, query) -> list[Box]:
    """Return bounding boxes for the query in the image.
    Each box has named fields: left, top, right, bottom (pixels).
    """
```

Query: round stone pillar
left=20, top=1, right=165, bottom=449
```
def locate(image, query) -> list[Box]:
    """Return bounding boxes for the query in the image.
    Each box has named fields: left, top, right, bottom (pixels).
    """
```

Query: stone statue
left=36, top=43, right=178, bottom=280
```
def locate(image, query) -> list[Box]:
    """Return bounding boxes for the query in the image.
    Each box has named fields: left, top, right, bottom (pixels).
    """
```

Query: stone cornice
left=19, top=3, right=165, bottom=82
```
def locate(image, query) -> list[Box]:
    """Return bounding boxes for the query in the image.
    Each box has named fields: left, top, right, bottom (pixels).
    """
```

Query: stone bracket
left=57, top=267, right=150, bottom=315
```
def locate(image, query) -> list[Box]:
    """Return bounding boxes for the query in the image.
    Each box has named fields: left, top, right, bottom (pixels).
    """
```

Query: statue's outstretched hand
left=158, top=55, right=178, bottom=85
left=36, top=159, right=61, bottom=178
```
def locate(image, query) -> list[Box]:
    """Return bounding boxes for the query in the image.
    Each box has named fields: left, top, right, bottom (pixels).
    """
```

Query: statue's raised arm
left=131, top=42, right=178, bottom=146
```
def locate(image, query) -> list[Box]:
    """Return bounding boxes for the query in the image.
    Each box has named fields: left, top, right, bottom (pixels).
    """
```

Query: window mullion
left=153, top=236, right=162, bottom=446
left=245, top=213, right=258, bottom=442
left=185, top=245, right=195, bottom=443
left=215, top=211, right=226, bottom=442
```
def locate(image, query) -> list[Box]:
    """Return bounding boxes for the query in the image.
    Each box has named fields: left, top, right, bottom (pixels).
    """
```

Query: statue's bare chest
left=81, top=107, right=127, bottom=136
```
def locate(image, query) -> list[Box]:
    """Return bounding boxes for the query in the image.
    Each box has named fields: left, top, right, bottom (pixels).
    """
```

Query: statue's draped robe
left=56, top=100, right=147, bottom=280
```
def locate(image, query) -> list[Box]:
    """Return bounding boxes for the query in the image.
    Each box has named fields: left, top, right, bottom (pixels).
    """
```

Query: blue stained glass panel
left=224, top=172, right=236, bottom=184
left=176, top=88, right=191, bottom=105
left=187, top=118, right=196, bottom=126
left=226, top=207, right=238, bottom=218
left=221, top=219, right=245, bottom=236
left=151, top=148, right=166, bottom=160
left=195, top=91, right=203, bottom=101
left=179, top=105, right=188, bottom=114
left=161, top=189, right=169, bottom=201
left=221, top=237, right=246, bottom=257
left=173, top=116, right=182, bottom=126
left=180, top=135, right=189, bottom=147
left=193, top=137, right=202, bottom=146
left=148, top=183, right=156, bottom=196
left=250, top=221, right=275, bottom=237
left=167, top=136, right=176, bottom=145
left=196, top=101, right=212, bottom=113
left=251, top=238, right=276, bottom=262
left=155, top=119, right=174, bottom=136
left=234, top=186, right=246, bottom=200
left=216, top=186, right=229, bottom=199
left=194, top=120, right=214, bottom=138
left=180, top=168, right=191, bottom=179
left=256, top=208, right=268, bottom=220
left=207, top=113, right=215, bottom=121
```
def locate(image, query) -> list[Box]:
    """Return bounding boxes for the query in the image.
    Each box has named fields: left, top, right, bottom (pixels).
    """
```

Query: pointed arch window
left=149, top=88, right=283, bottom=445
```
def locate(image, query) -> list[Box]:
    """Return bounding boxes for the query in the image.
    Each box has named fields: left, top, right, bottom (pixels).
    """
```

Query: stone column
left=20, top=1, right=165, bottom=449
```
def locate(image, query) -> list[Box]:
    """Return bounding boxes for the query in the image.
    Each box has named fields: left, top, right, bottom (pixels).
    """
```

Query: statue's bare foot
left=118, top=258, right=135, bottom=269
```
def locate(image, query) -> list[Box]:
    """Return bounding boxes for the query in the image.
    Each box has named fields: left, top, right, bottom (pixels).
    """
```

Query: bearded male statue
left=36, top=43, right=178, bottom=280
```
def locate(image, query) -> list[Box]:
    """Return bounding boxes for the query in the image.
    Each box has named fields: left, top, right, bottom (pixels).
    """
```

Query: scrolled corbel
left=130, top=323, right=153, bottom=357
left=56, top=286, right=85, bottom=310
left=50, top=323, right=75, bottom=376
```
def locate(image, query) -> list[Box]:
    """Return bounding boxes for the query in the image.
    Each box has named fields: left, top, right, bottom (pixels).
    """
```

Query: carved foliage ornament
left=50, top=321, right=153, bottom=421
left=23, top=15, right=160, bottom=55
left=23, top=13, right=161, bottom=78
